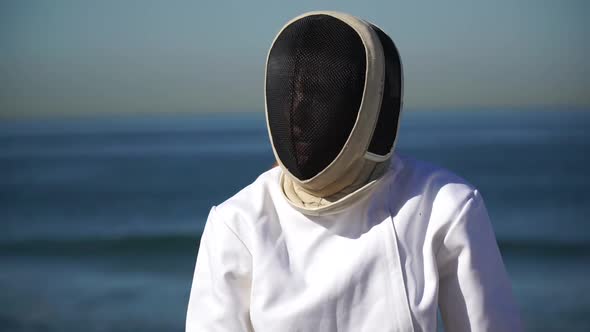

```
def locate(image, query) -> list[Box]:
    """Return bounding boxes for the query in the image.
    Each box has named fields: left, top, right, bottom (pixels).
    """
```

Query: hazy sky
left=1, top=0, right=588, bottom=117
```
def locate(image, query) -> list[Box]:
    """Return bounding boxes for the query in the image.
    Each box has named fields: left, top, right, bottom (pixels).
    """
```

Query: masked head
left=265, top=11, right=403, bottom=196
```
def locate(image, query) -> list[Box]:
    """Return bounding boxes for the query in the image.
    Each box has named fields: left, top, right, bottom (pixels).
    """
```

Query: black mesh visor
left=266, top=15, right=367, bottom=180
left=367, top=25, right=402, bottom=156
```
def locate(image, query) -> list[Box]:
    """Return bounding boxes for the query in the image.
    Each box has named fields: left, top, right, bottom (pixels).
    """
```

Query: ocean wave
left=0, top=234, right=201, bottom=257
left=1, top=234, right=589, bottom=258
left=498, top=239, right=590, bottom=257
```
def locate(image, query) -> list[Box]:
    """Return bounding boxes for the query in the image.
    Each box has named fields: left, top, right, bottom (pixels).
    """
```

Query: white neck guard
left=280, top=157, right=390, bottom=216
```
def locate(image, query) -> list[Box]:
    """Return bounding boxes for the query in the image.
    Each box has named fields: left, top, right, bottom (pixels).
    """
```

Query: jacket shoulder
left=216, top=166, right=281, bottom=211
left=392, top=154, right=478, bottom=206
left=387, top=155, right=488, bottom=262
left=210, top=167, right=282, bottom=243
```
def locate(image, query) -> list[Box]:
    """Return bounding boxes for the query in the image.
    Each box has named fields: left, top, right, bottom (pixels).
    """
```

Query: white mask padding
left=281, top=157, right=391, bottom=216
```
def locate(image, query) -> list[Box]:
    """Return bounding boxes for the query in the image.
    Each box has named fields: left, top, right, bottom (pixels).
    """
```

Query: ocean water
left=0, top=110, right=589, bottom=331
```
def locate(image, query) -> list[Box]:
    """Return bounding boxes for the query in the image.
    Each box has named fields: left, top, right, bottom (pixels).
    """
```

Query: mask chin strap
left=280, top=156, right=390, bottom=216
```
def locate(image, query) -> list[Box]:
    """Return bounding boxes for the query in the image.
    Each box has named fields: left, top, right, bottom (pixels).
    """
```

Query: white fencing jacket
left=186, top=154, right=522, bottom=331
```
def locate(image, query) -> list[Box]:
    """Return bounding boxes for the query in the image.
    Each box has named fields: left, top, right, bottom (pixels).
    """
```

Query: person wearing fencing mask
left=186, top=11, right=522, bottom=332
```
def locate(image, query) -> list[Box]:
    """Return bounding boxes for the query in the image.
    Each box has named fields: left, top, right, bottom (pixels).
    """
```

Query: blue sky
left=1, top=0, right=588, bottom=117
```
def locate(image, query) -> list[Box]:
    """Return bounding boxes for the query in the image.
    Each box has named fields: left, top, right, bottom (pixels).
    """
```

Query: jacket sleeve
left=437, top=190, right=522, bottom=332
left=186, top=206, right=253, bottom=332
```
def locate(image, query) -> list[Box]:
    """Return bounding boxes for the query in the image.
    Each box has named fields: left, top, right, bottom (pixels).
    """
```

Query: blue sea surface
left=0, top=110, right=589, bottom=331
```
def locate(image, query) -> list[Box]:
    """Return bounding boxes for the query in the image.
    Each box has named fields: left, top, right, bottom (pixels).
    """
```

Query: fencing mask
left=265, top=11, right=403, bottom=214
